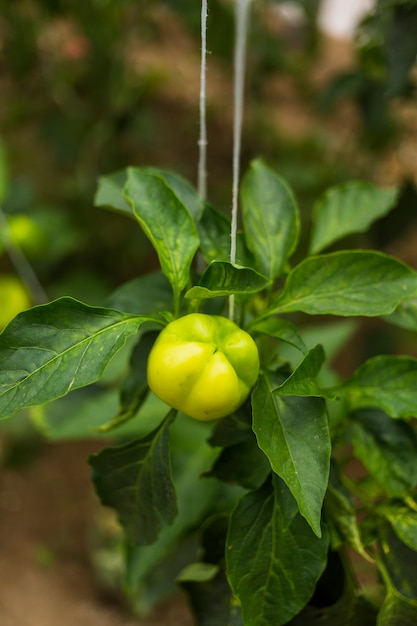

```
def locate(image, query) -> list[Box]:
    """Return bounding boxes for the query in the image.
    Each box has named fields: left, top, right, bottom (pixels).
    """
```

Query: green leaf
left=94, top=169, right=131, bottom=213
left=0, top=297, right=158, bottom=420
left=105, top=271, right=173, bottom=316
left=206, top=435, right=271, bottom=490
left=97, top=330, right=159, bottom=433
left=198, top=204, right=254, bottom=267
left=378, top=522, right=417, bottom=601
left=241, top=159, right=299, bottom=280
left=185, top=261, right=270, bottom=300
left=89, top=413, right=177, bottom=545
left=385, top=298, right=417, bottom=332
left=275, top=344, right=329, bottom=397
left=348, top=409, right=417, bottom=498
left=251, top=317, right=308, bottom=354
left=252, top=371, right=330, bottom=536
left=337, top=355, right=417, bottom=418
left=310, top=181, right=399, bottom=254
left=123, top=168, right=200, bottom=298
left=378, top=589, right=417, bottom=626
left=266, top=251, right=417, bottom=317
left=226, top=476, right=329, bottom=626
left=325, top=467, right=372, bottom=560
left=377, top=502, right=417, bottom=552
left=95, top=167, right=202, bottom=222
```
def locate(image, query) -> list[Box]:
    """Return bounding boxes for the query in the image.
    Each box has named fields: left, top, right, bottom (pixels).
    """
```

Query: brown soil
left=0, top=440, right=194, bottom=626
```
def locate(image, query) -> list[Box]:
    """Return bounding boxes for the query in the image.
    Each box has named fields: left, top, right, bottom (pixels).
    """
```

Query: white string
left=198, top=0, right=208, bottom=201
left=229, top=0, right=251, bottom=321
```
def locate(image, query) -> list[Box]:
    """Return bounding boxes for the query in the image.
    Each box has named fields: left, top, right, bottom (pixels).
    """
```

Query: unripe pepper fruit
left=147, top=313, right=260, bottom=421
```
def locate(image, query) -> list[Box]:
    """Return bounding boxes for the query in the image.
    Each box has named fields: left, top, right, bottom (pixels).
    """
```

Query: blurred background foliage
left=0, top=0, right=416, bottom=315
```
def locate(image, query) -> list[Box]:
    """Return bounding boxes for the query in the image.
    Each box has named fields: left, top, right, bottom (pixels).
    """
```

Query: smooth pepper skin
left=147, top=313, right=260, bottom=421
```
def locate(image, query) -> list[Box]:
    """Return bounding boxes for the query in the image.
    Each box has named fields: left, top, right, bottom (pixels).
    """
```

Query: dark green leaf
left=185, top=261, right=270, bottom=300
left=349, top=409, right=417, bottom=497
left=310, top=181, right=399, bottom=254
left=226, top=476, right=329, bottom=626
left=241, top=159, right=299, bottom=280
left=89, top=414, right=177, bottom=545
left=97, top=330, right=159, bottom=432
left=266, top=251, right=417, bottom=317
left=105, top=271, right=173, bottom=316
left=252, top=371, right=330, bottom=536
left=124, top=168, right=200, bottom=297
left=337, top=355, right=417, bottom=418
left=206, top=435, right=271, bottom=490
left=378, top=522, right=417, bottom=601
left=0, top=298, right=157, bottom=420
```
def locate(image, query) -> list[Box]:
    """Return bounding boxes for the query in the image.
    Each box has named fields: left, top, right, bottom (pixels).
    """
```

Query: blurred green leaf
left=338, top=355, right=417, bottom=418
left=377, top=588, right=417, bottom=626
left=251, top=317, right=308, bottom=354
left=105, top=271, right=173, bottom=316
left=310, top=181, right=398, bottom=254
left=377, top=502, right=417, bottom=552
left=349, top=409, right=417, bottom=497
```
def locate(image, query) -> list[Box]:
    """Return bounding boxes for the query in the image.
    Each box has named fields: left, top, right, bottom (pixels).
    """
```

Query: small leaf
left=266, top=251, right=417, bottom=317
left=124, top=168, right=200, bottom=297
left=251, top=317, right=308, bottom=354
left=0, top=298, right=158, bottom=420
left=348, top=409, right=417, bottom=498
left=275, top=344, right=330, bottom=398
left=385, top=298, right=417, bottom=332
left=185, top=261, right=270, bottom=300
left=241, top=159, right=300, bottom=280
left=252, top=371, right=330, bottom=536
left=226, top=476, right=329, bottom=626
left=89, top=413, right=177, bottom=545
left=94, top=169, right=131, bottom=213
left=310, top=181, right=399, bottom=254
left=177, top=562, right=220, bottom=583
left=337, top=355, right=417, bottom=418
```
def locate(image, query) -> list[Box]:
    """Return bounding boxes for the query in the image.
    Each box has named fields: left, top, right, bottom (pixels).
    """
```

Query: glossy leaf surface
left=252, top=371, right=330, bottom=536
left=241, top=159, right=299, bottom=280
left=226, top=476, right=329, bottom=626
left=0, top=298, right=156, bottom=420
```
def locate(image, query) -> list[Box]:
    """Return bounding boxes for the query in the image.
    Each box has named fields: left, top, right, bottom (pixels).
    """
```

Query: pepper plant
left=1, top=160, right=417, bottom=625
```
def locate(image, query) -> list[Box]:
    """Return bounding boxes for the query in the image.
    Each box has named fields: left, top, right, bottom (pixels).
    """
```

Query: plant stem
left=229, top=0, right=251, bottom=321
left=0, top=207, right=48, bottom=305
left=198, top=0, right=208, bottom=202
